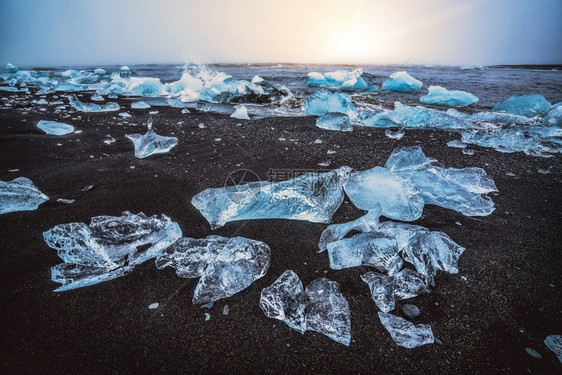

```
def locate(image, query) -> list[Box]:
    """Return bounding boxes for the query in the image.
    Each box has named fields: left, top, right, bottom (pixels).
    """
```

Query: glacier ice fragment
left=361, top=269, right=428, bottom=312
left=126, top=118, right=178, bottom=159
left=378, top=312, right=434, bottom=348
left=68, top=94, right=119, bottom=112
left=303, top=89, right=358, bottom=118
left=231, top=105, right=250, bottom=120
left=37, top=120, right=74, bottom=135
left=360, top=110, right=402, bottom=128
left=6, top=63, right=18, bottom=74
left=382, top=71, right=422, bottom=93
left=420, top=86, right=478, bottom=106
left=542, top=105, right=562, bottom=127
left=492, top=94, right=551, bottom=118
left=393, top=102, right=467, bottom=129
left=318, top=206, right=381, bottom=252
left=131, top=101, right=151, bottom=109
left=447, top=140, right=467, bottom=149
left=0, top=177, right=48, bottom=214
left=544, top=335, right=562, bottom=363
left=90, top=93, right=104, bottom=101
left=316, top=112, right=352, bottom=132
left=306, top=69, right=369, bottom=91
left=385, top=128, right=405, bottom=140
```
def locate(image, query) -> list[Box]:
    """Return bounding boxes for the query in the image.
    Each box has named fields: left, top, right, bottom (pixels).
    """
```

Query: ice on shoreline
left=303, top=89, right=358, bottom=118
left=37, top=120, right=74, bottom=135
left=306, top=68, right=376, bottom=91
left=492, top=94, right=551, bottom=117
left=126, top=118, right=178, bottom=159
left=382, top=71, right=423, bottom=93
left=420, top=85, right=478, bottom=106
left=316, top=112, right=352, bottom=131
left=68, top=94, right=120, bottom=112
left=0, top=177, right=49, bottom=214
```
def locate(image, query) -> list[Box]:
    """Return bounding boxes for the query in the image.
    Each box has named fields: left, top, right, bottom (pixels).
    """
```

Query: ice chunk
left=167, top=98, right=186, bottom=108
left=303, top=89, right=358, bottom=118
left=231, top=105, right=250, bottom=120
left=306, top=69, right=369, bottom=91
left=385, top=128, right=405, bottom=140
left=361, top=269, right=428, bottom=312
left=6, top=63, right=18, bottom=74
left=192, top=237, right=270, bottom=304
left=94, top=68, right=106, bottom=76
left=305, top=278, right=351, bottom=346
left=394, top=102, right=467, bottom=129
left=327, top=232, right=402, bottom=274
left=131, top=101, right=151, bottom=109
left=91, top=93, right=104, bottom=101
left=544, top=335, right=562, bottom=363
left=360, top=110, right=402, bottom=128
left=318, top=206, right=381, bottom=252
left=0, top=177, right=49, bottom=214
left=447, top=140, right=467, bottom=149
left=126, top=118, right=178, bottom=159
left=191, top=166, right=351, bottom=229
left=492, top=94, right=551, bottom=117
left=120, top=66, right=132, bottom=78
left=259, top=270, right=307, bottom=333
left=344, top=166, right=424, bottom=221
left=68, top=94, right=119, bottom=112
left=542, top=105, right=562, bottom=127
left=378, top=312, right=434, bottom=348
left=469, top=111, right=532, bottom=125
left=43, top=211, right=181, bottom=291
left=420, top=86, right=478, bottom=106
left=37, top=120, right=74, bottom=135
left=316, top=112, right=352, bottom=132
left=382, top=71, right=422, bottom=93
left=377, top=221, right=430, bottom=251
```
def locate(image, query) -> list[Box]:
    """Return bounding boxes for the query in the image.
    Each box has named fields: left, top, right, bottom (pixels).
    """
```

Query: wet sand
left=1, top=93, right=561, bottom=374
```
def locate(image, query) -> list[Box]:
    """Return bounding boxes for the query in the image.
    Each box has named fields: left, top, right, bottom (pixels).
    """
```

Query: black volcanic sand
left=1, top=93, right=561, bottom=374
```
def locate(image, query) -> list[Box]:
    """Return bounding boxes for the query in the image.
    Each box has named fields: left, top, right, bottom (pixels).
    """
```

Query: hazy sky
left=1, top=0, right=561, bottom=67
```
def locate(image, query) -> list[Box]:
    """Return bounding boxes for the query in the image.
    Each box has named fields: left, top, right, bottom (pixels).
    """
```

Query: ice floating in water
left=361, top=269, right=428, bottom=312
left=192, top=236, right=270, bottom=304
left=544, top=335, right=562, bottom=363
left=318, top=206, right=381, bottom=252
left=231, top=105, right=250, bottom=120
left=316, top=112, right=352, bottom=132
left=447, top=140, right=467, bottom=149
left=492, top=94, right=551, bottom=118
left=43, top=211, right=182, bottom=291
left=37, top=120, right=74, bottom=135
left=378, top=312, right=434, bottom=348
left=382, top=71, right=423, bottom=93
left=126, top=118, right=178, bottom=159
left=131, top=101, right=151, bottom=109
left=344, top=166, right=424, bottom=221
left=191, top=166, right=351, bottom=229
left=420, top=86, right=478, bottom=106
left=68, top=94, right=119, bottom=112
left=306, top=68, right=371, bottom=91
left=6, top=63, right=18, bottom=74
left=0, top=177, right=49, bottom=214
left=91, top=93, right=104, bottom=102
left=385, top=146, right=498, bottom=216
left=303, top=89, right=358, bottom=118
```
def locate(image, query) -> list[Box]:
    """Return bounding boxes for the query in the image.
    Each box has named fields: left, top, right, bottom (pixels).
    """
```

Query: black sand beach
left=1, top=93, right=561, bottom=374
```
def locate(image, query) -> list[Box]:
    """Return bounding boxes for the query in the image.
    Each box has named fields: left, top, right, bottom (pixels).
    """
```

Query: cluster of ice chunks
left=378, top=312, right=435, bottom=348
left=0, top=177, right=49, bottom=214
left=191, top=166, right=352, bottom=229
left=230, top=105, right=250, bottom=120
left=303, top=89, right=358, bottom=119
left=492, top=94, right=551, bottom=118
left=316, top=112, right=352, bottom=132
left=382, top=71, right=423, bottom=93
left=43, top=212, right=182, bottom=291
left=68, top=94, right=120, bottom=112
left=37, top=120, right=74, bottom=135
left=419, top=85, right=479, bottom=106
left=260, top=270, right=351, bottom=345
left=126, top=118, right=178, bottom=159
left=306, top=68, right=377, bottom=91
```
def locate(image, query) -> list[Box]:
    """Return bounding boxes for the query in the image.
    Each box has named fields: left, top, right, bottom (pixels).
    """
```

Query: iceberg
left=6, top=63, right=18, bottom=74
left=306, top=68, right=369, bottom=91
left=43, top=211, right=182, bottom=291
left=382, top=71, right=422, bottom=93
left=420, top=86, right=478, bottom=106
left=131, top=101, right=151, bottom=109
left=394, top=102, right=467, bottom=129
left=126, top=118, right=178, bottom=159
left=303, top=89, right=358, bottom=118
left=361, top=269, right=428, bottom=312
left=318, top=206, right=381, bottom=252
left=378, top=312, right=434, bottom=348
left=344, top=166, right=424, bottom=221
left=492, top=94, right=551, bottom=117
left=316, top=112, right=352, bottom=132
left=0, top=177, right=49, bottom=215
left=68, top=94, right=120, bottom=112
left=231, top=105, right=250, bottom=120
left=37, top=120, right=74, bottom=135
left=192, top=236, right=270, bottom=304
left=544, top=335, right=562, bottom=363
left=191, top=166, right=351, bottom=229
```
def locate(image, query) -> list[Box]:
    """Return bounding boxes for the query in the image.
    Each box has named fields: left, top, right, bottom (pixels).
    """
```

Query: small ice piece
left=167, top=98, right=186, bottom=108
left=131, top=101, right=151, bottom=109
left=393, top=102, right=467, bottom=129
left=361, top=269, right=428, bottom=312
left=119, top=112, right=132, bottom=118
left=259, top=270, right=307, bottom=333
left=492, top=94, right=551, bottom=117
left=37, top=120, right=74, bottom=135
left=316, top=112, right=352, bottom=132
left=420, top=86, right=479, bottom=106
left=385, top=128, right=405, bottom=140
left=120, top=66, right=132, bottom=78
left=192, top=237, right=271, bottom=304
left=382, top=71, right=423, bottom=93
left=43, top=211, right=182, bottom=291
left=544, top=335, right=562, bottom=363
left=327, top=232, right=402, bottom=274
left=314, top=139, right=322, bottom=144
left=306, top=69, right=368, bottom=91
left=108, top=93, right=118, bottom=99
left=198, top=123, right=205, bottom=129
left=231, top=105, right=250, bottom=120
left=34, top=99, right=48, bottom=105
left=91, top=93, right=104, bottom=102
left=148, top=303, right=159, bottom=309
left=57, top=198, right=75, bottom=204
left=126, top=118, right=178, bottom=159
left=303, top=89, right=358, bottom=118
left=447, top=140, right=467, bottom=149
left=305, top=278, right=351, bottom=346
left=191, top=166, right=351, bottom=229
left=6, top=63, right=18, bottom=74
left=0, top=177, right=49, bottom=214
left=542, top=105, right=562, bottom=127
left=378, top=312, right=434, bottom=348
left=402, top=231, right=465, bottom=286
left=344, top=166, right=424, bottom=221
left=181, top=108, right=190, bottom=114
left=318, top=206, right=381, bottom=252
left=317, top=160, right=331, bottom=167
left=68, top=94, right=119, bottom=112
left=462, top=148, right=474, bottom=155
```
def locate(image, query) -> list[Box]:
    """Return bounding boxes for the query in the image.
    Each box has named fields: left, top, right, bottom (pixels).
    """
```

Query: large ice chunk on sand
left=192, top=236, right=270, bottom=304
left=43, top=212, right=181, bottom=291
left=37, top=120, right=74, bottom=135
left=126, top=118, right=178, bottom=159
left=542, top=104, right=562, bottom=127
left=68, top=94, right=120, bottom=112
left=378, top=312, right=434, bottom=348
left=303, top=89, right=358, bottom=118
left=0, top=177, right=49, bottom=214
left=344, top=166, right=425, bottom=221
left=385, top=146, right=498, bottom=216
left=420, top=86, right=478, bottom=106
left=544, top=335, right=562, bottom=363
left=382, top=71, right=422, bottom=93
left=394, top=102, right=467, bottom=129
left=316, top=112, right=352, bottom=132
left=360, top=110, right=402, bottom=128
left=306, top=69, right=369, bottom=91
left=492, top=94, right=551, bottom=118
left=361, top=269, right=428, bottom=312
left=191, top=166, right=351, bottom=229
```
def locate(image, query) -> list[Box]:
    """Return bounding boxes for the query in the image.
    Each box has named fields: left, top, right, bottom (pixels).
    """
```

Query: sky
left=1, top=0, right=561, bottom=67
